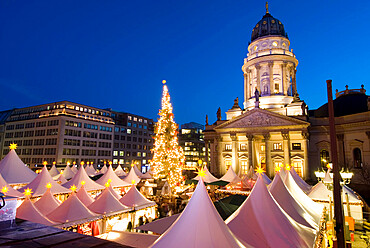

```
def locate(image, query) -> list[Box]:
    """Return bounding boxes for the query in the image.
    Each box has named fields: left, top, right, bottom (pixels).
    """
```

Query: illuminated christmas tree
left=150, top=80, right=185, bottom=189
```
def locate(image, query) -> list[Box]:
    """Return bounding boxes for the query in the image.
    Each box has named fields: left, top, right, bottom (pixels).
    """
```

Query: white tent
left=17, top=196, right=57, bottom=226
left=119, top=185, right=156, bottom=210
left=245, top=166, right=257, bottom=180
left=279, top=168, right=287, bottom=181
left=62, top=165, right=75, bottom=180
left=133, top=165, right=144, bottom=178
left=49, top=164, right=60, bottom=177
left=47, top=192, right=97, bottom=223
left=54, top=173, right=68, bottom=184
left=19, top=166, right=71, bottom=197
left=0, top=173, right=22, bottom=197
left=137, top=214, right=180, bottom=234
left=85, top=165, right=97, bottom=177
left=284, top=171, right=324, bottom=224
left=95, top=185, right=121, bottom=200
left=219, top=166, right=241, bottom=183
left=141, top=167, right=153, bottom=180
left=290, top=168, right=311, bottom=193
left=122, top=166, right=141, bottom=185
left=308, top=182, right=363, bottom=220
left=226, top=176, right=317, bottom=248
left=98, top=165, right=108, bottom=175
left=269, top=173, right=318, bottom=230
left=71, top=165, right=78, bottom=174
left=261, top=172, right=272, bottom=185
left=88, top=187, right=131, bottom=215
left=62, top=166, right=105, bottom=192
left=96, top=166, right=131, bottom=188
left=114, top=164, right=127, bottom=177
left=151, top=179, right=247, bottom=248
left=34, top=187, right=61, bottom=215
left=192, top=166, right=219, bottom=183
left=0, top=149, right=36, bottom=184
left=76, top=185, right=95, bottom=207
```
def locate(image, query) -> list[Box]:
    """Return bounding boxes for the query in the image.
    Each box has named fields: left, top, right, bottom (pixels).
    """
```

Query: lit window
left=240, top=143, right=247, bottom=151
left=273, top=143, right=282, bottom=150
left=142, top=152, right=146, bottom=157
left=128, top=116, right=132, bottom=120
left=133, top=117, right=137, bottom=121
left=225, top=144, right=232, bottom=151
left=272, top=41, right=278, bottom=47
left=225, top=160, right=232, bottom=170
left=113, top=151, right=118, bottom=156
left=127, top=129, right=131, bottom=134
left=119, top=159, right=124, bottom=164
left=292, top=143, right=301, bottom=150
left=184, top=147, right=190, bottom=151
left=260, top=144, right=265, bottom=151
left=182, top=129, right=191, bottom=134
left=241, top=160, right=248, bottom=174
left=137, top=152, right=141, bottom=157
left=254, top=46, right=258, bottom=51
left=113, top=159, right=118, bottom=164
left=320, top=150, right=329, bottom=167
left=120, top=151, right=124, bottom=156
left=274, top=83, right=279, bottom=93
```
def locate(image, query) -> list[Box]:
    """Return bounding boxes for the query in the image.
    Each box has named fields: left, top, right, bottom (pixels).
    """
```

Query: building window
left=260, top=144, right=265, bottom=152
left=292, top=143, right=301, bottom=150
left=353, top=148, right=362, bottom=168
left=240, top=160, right=248, bottom=174
left=240, top=143, right=247, bottom=151
left=292, top=160, right=303, bottom=177
left=274, top=83, right=279, bottom=93
left=273, top=143, right=282, bottom=150
left=320, top=149, right=330, bottom=168
left=225, top=144, right=232, bottom=151
left=225, top=160, right=232, bottom=170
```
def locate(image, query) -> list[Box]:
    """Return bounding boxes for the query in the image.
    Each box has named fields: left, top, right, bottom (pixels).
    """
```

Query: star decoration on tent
left=275, top=165, right=281, bottom=173
left=286, top=164, right=291, bottom=171
left=24, top=188, right=33, bottom=196
left=70, top=185, right=77, bottom=192
left=105, top=182, right=110, bottom=187
left=53, top=161, right=56, bottom=165
left=196, top=167, right=206, bottom=178
left=1, top=186, right=8, bottom=194
left=46, top=182, right=52, bottom=189
left=60, top=170, right=64, bottom=174
left=131, top=180, right=136, bottom=185
left=109, top=161, right=112, bottom=166
left=255, top=166, right=265, bottom=175
left=9, top=143, right=17, bottom=150
left=80, top=161, right=85, bottom=166
left=80, top=181, right=86, bottom=186
left=43, top=161, right=48, bottom=166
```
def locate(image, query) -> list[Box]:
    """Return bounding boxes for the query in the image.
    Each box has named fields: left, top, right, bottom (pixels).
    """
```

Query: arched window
left=353, top=148, right=362, bottom=168
left=320, top=149, right=330, bottom=168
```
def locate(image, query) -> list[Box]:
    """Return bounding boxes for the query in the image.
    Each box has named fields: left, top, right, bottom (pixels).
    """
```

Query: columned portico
left=247, top=134, right=254, bottom=170
left=282, top=131, right=291, bottom=166
left=264, top=133, right=272, bottom=177
left=302, top=132, right=309, bottom=180
left=231, top=133, right=239, bottom=173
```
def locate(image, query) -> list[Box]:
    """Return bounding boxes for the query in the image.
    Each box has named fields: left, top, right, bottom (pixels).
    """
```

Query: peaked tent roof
left=62, top=166, right=105, bottom=192
left=98, top=165, right=108, bottom=175
left=76, top=185, right=95, bottom=206
left=133, top=165, right=144, bottom=178
left=269, top=173, right=318, bottom=230
left=220, top=166, right=241, bottom=183
left=88, top=187, right=130, bottom=215
left=96, top=166, right=131, bottom=188
left=85, top=165, right=97, bottom=177
left=17, top=197, right=57, bottom=226
left=122, top=167, right=141, bottom=185
left=62, top=165, right=75, bottom=180
left=19, top=166, right=71, bottom=197
left=137, top=214, right=180, bottom=234
left=119, top=185, right=155, bottom=210
left=290, top=168, right=311, bottom=193
left=192, top=166, right=219, bottom=183
left=284, top=171, right=324, bottom=224
left=0, top=149, right=36, bottom=184
left=261, top=172, right=272, bottom=185
left=94, top=185, right=121, bottom=200
left=279, top=168, right=287, bottom=181
left=34, top=188, right=61, bottom=215
left=151, top=179, right=247, bottom=248
left=226, top=176, right=317, bottom=248
left=54, top=173, right=68, bottom=184
left=0, top=173, right=22, bottom=197
left=141, top=167, right=153, bottom=179
left=49, top=164, right=60, bottom=177
left=70, top=165, right=78, bottom=174
left=114, top=164, right=127, bottom=177
left=47, top=192, right=97, bottom=223
left=308, top=182, right=361, bottom=203
left=245, top=166, right=257, bottom=180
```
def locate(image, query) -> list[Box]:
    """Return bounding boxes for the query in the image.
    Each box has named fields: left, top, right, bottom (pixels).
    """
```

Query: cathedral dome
left=251, top=11, right=288, bottom=42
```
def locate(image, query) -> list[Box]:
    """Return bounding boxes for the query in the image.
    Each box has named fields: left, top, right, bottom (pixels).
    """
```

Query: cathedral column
left=231, top=133, right=239, bottom=174
left=205, top=140, right=210, bottom=166
left=302, top=132, right=309, bottom=180
left=292, top=67, right=297, bottom=96
left=247, top=134, right=254, bottom=169
left=216, top=137, right=224, bottom=176
left=336, top=134, right=345, bottom=167
left=268, top=61, right=274, bottom=95
left=281, top=131, right=291, bottom=166
left=255, top=64, right=261, bottom=93
left=281, top=62, right=287, bottom=95
left=264, top=133, right=272, bottom=177
left=244, top=72, right=248, bottom=104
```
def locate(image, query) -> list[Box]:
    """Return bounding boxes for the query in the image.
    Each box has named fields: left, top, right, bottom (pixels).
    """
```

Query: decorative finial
left=70, top=185, right=77, bottom=192
left=196, top=167, right=206, bottom=179
left=9, top=143, right=17, bottom=150
left=265, top=2, right=269, bottom=14
left=46, top=182, right=52, bottom=189
left=80, top=180, right=86, bottom=186
left=162, top=80, right=166, bottom=84
left=2, top=186, right=8, bottom=194
left=255, top=166, right=265, bottom=175
left=24, top=188, right=33, bottom=197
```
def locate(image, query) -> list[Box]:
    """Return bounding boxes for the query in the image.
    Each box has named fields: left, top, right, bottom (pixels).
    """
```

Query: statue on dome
left=205, top=115, right=209, bottom=125
left=217, top=107, right=221, bottom=121
left=255, top=88, right=260, bottom=108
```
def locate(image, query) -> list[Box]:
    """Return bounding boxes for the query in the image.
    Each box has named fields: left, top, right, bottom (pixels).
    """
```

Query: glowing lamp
left=80, top=161, right=85, bottom=166
left=286, top=164, right=291, bottom=171
left=67, top=162, right=70, bottom=166
left=131, top=180, right=136, bottom=185
left=53, top=161, right=56, bottom=165
left=109, top=161, right=112, bottom=165
left=105, top=182, right=110, bottom=187
left=80, top=180, right=86, bottom=186
left=43, top=161, right=48, bottom=166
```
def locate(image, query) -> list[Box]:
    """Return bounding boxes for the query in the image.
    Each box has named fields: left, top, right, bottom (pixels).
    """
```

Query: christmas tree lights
left=150, top=80, right=185, bottom=190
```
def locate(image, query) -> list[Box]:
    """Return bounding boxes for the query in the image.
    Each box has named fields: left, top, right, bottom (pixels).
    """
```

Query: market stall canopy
left=114, top=164, right=127, bottom=177
left=141, top=167, right=152, bottom=180
left=122, top=166, right=141, bottom=185
left=85, top=165, right=97, bottom=177
left=226, top=176, right=317, bottom=248
left=98, top=165, right=108, bottom=175
left=308, top=182, right=361, bottom=203
left=151, top=179, right=247, bottom=248
left=49, top=164, right=60, bottom=177
left=219, top=166, right=241, bottom=183
left=62, top=165, right=75, bottom=180
left=17, top=196, right=57, bottom=226
left=119, top=185, right=155, bottom=210
left=284, top=172, right=324, bottom=224
left=34, top=187, right=61, bottom=215
left=0, top=173, right=22, bottom=197
left=76, top=185, right=95, bottom=207
left=88, top=187, right=131, bottom=215
left=19, top=166, right=71, bottom=197
left=133, top=165, right=144, bottom=178
left=191, top=166, right=219, bottom=183
left=269, top=173, right=318, bottom=230
left=54, top=173, right=68, bottom=184
left=290, top=168, right=311, bottom=193
left=62, top=166, right=105, bottom=192
left=261, top=173, right=272, bottom=185
left=136, top=214, right=180, bottom=234
left=99, top=231, right=159, bottom=248
left=0, top=149, right=36, bottom=184
left=70, top=165, right=78, bottom=174
left=96, top=166, right=131, bottom=188
left=47, top=192, right=97, bottom=223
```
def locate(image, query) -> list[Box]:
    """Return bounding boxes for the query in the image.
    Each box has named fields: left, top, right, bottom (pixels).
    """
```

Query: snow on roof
left=122, top=166, right=141, bottom=185
left=34, top=188, right=61, bottom=215
left=19, top=166, right=71, bottom=197
left=290, top=168, right=311, bottom=193
left=151, top=179, right=247, bottom=248
left=47, top=192, right=97, bottom=223
left=17, top=196, right=57, bottom=226
left=269, top=173, right=319, bottom=230
left=76, top=185, right=95, bottom=207
left=119, top=185, right=155, bottom=210
left=0, top=173, right=22, bottom=197
left=226, top=176, right=317, bottom=248
left=114, top=164, right=127, bottom=177
left=88, top=187, right=131, bottom=215
left=49, top=164, right=60, bottom=177
left=192, top=166, right=219, bottom=183
left=220, top=166, right=241, bottom=183
left=96, top=166, right=131, bottom=188
left=62, top=165, right=75, bottom=180
left=62, top=166, right=104, bottom=192
left=0, top=149, right=36, bottom=184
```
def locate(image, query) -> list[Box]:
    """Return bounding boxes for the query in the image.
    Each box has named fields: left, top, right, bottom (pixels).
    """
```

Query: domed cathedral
left=205, top=3, right=311, bottom=179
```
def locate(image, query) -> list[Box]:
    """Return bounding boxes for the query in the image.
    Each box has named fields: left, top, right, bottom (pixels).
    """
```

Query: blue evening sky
left=0, top=1, right=369, bottom=125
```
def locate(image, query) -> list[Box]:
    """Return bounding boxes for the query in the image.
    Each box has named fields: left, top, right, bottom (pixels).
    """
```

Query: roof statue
left=217, top=107, right=222, bottom=121
left=47, top=191, right=97, bottom=223
left=289, top=167, right=312, bottom=193
left=114, top=164, right=127, bottom=177
left=96, top=165, right=131, bottom=188
left=192, top=165, right=219, bottom=183
left=88, top=186, right=130, bottom=215
left=219, top=166, right=241, bottom=183
left=226, top=176, right=317, bottom=248
left=62, top=164, right=75, bottom=180
left=151, top=178, right=247, bottom=248
left=0, top=173, right=22, bottom=197
left=17, top=195, right=57, bottom=226
left=62, top=165, right=104, bottom=191
left=0, top=148, right=36, bottom=184
left=19, top=165, right=71, bottom=197
left=34, top=187, right=61, bottom=215
left=76, top=184, right=95, bottom=206
left=49, top=163, right=60, bottom=177
left=205, top=114, right=209, bottom=125
left=269, top=173, right=318, bottom=230
left=122, top=166, right=141, bottom=185
left=119, top=185, right=156, bottom=210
